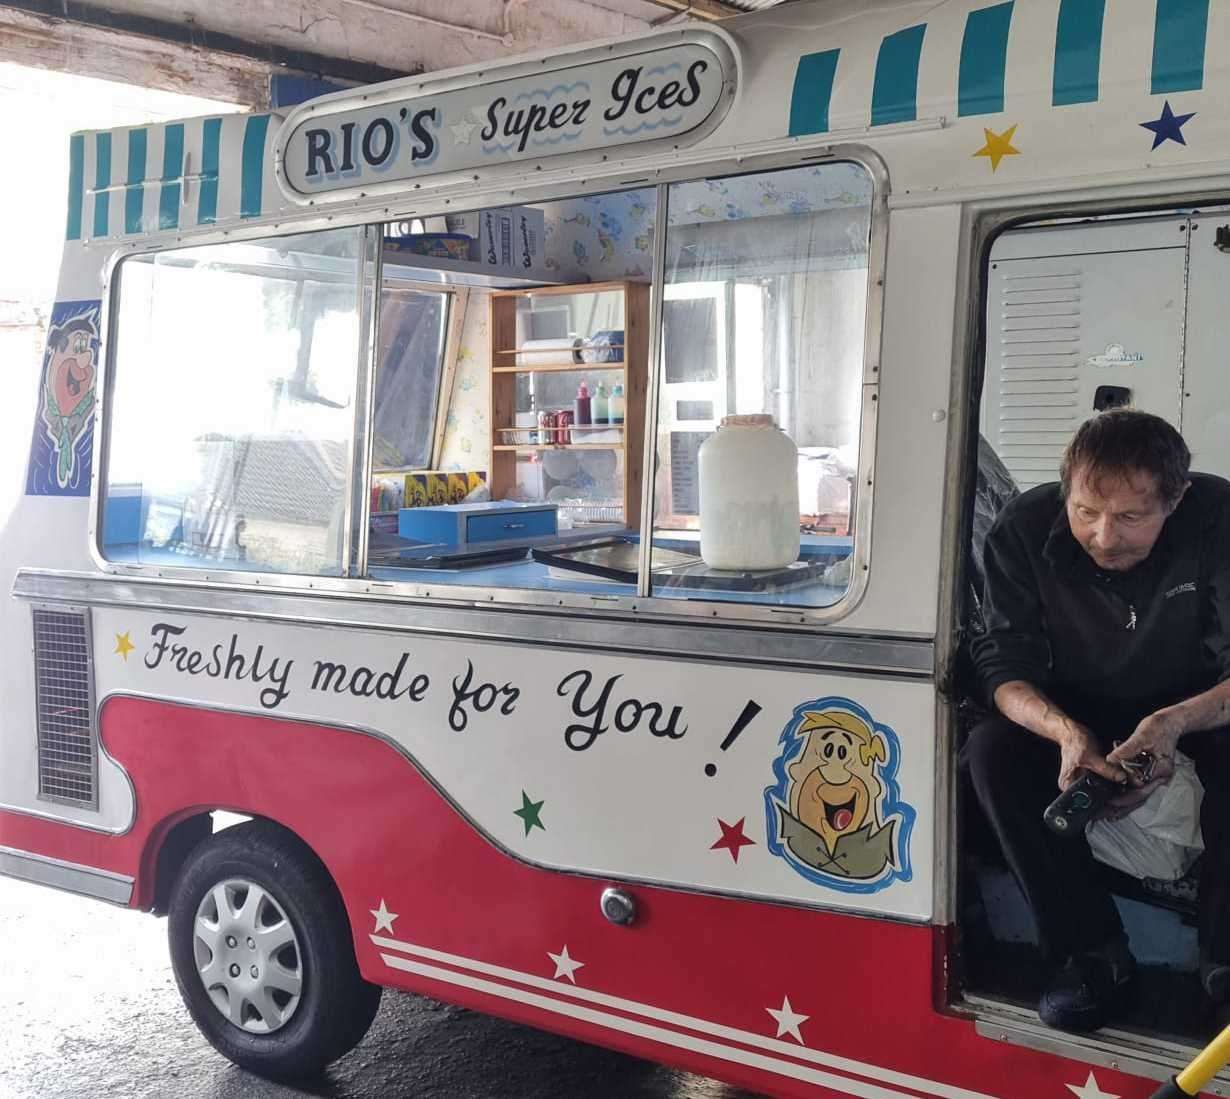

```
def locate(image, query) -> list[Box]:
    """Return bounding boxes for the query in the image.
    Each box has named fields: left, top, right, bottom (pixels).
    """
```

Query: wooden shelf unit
left=489, top=281, right=649, bottom=528
left=491, top=361, right=626, bottom=375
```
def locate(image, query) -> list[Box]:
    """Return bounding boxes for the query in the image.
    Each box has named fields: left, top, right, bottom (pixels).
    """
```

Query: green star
left=514, top=791, right=545, bottom=836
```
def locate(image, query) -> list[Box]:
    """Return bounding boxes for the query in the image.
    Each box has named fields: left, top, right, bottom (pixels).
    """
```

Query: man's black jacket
left=971, top=472, right=1230, bottom=737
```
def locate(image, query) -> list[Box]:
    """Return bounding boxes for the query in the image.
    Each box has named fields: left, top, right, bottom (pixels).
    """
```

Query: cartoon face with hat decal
left=765, top=698, right=915, bottom=893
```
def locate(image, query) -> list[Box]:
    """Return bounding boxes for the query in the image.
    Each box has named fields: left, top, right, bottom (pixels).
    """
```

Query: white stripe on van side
left=379, top=951, right=926, bottom=1099
left=371, top=934, right=999, bottom=1099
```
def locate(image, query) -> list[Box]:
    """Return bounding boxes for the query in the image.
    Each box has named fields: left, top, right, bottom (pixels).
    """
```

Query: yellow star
left=973, top=124, right=1020, bottom=172
left=114, top=632, right=135, bottom=661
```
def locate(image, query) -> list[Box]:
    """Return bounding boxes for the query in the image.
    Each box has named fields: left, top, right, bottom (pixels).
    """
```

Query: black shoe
left=1039, top=942, right=1136, bottom=1033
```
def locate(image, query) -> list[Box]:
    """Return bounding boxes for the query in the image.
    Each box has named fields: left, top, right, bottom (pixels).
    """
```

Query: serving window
left=647, top=163, right=871, bottom=608
left=98, top=157, right=877, bottom=618
left=99, top=228, right=366, bottom=576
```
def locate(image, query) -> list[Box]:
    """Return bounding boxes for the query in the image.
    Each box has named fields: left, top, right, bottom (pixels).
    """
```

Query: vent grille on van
left=994, top=271, right=1083, bottom=488
left=32, top=607, right=97, bottom=808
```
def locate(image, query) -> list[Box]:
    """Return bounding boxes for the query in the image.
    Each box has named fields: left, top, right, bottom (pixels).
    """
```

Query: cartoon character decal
left=25, top=300, right=100, bottom=497
left=764, top=697, right=915, bottom=894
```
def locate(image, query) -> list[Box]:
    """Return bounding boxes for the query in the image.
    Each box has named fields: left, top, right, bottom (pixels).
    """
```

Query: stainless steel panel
left=14, top=569, right=933, bottom=678
left=0, top=845, right=132, bottom=905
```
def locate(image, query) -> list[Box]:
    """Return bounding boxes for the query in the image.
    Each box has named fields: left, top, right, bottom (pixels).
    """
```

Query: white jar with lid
left=698, top=414, right=799, bottom=570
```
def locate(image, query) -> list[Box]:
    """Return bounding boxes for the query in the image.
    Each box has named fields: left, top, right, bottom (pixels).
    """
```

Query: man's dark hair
left=1060, top=409, right=1190, bottom=504
left=46, top=315, right=95, bottom=353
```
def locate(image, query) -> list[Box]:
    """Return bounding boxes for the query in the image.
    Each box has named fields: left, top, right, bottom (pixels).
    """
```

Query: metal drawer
left=465, top=509, right=557, bottom=544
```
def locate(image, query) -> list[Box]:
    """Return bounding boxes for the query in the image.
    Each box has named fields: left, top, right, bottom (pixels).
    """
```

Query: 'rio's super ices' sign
left=277, top=40, right=732, bottom=198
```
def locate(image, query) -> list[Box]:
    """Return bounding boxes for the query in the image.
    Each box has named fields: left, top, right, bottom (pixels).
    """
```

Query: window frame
left=88, top=144, right=887, bottom=631
left=368, top=277, right=469, bottom=476
left=90, top=223, right=378, bottom=582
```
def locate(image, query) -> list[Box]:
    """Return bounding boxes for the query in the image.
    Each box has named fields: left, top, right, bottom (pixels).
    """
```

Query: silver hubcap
left=192, top=879, right=303, bottom=1034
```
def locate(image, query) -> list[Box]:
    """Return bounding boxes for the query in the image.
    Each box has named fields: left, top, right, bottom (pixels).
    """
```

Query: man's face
left=1065, top=465, right=1185, bottom=572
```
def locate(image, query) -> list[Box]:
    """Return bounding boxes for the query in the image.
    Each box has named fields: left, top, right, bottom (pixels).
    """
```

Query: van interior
left=957, top=206, right=1230, bottom=1042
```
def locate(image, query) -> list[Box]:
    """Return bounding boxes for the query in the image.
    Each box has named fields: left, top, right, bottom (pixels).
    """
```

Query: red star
left=711, top=817, right=756, bottom=863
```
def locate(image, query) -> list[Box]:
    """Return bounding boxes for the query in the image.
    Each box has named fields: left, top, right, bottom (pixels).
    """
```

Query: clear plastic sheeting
left=650, top=161, right=872, bottom=608
left=371, top=286, right=451, bottom=471
left=101, top=228, right=365, bottom=577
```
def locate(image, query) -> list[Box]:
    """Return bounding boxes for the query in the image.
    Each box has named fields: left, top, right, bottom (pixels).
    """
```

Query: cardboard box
left=445, top=206, right=547, bottom=279
left=372, top=470, right=486, bottom=513
left=403, top=470, right=486, bottom=508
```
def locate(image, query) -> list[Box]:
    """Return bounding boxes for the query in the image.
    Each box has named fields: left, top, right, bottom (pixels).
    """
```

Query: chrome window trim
left=0, top=844, right=133, bottom=906
left=637, top=182, right=670, bottom=599
left=13, top=568, right=934, bottom=679
left=88, top=223, right=371, bottom=583
left=348, top=226, right=383, bottom=577
left=87, top=142, right=888, bottom=633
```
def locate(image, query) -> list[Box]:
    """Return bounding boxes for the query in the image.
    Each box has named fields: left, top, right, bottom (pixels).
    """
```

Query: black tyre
left=167, top=819, right=381, bottom=1079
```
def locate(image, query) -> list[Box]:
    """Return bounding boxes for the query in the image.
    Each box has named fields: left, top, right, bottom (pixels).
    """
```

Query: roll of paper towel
left=516, top=337, right=583, bottom=367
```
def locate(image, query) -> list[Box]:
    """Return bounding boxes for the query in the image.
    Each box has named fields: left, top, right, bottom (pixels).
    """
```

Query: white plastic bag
left=1087, top=751, right=1204, bottom=881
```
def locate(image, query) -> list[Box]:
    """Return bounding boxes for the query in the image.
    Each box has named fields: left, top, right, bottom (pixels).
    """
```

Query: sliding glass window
left=646, top=162, right=872, bottom=609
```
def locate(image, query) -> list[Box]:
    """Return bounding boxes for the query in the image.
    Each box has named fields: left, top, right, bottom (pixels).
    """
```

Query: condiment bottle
left=574, top=381, right=592, bottom=426
left=609, top=384, right=625, bottom=425
left=592, top=382, right=610, bottom=425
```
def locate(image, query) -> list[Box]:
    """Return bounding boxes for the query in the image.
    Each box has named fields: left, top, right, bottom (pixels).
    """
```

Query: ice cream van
left=6, top=1, right=1230, bottom=1095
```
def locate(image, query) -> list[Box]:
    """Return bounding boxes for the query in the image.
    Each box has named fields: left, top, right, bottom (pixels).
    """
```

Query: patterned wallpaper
left=435, top=164, right=873, bottom=475
left=669, top=162, right=871, bottom=225
left=437, top=293, right=490, bottom=472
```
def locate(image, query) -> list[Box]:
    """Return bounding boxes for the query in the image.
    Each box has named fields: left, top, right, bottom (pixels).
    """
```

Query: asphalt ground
left=0, top=876, right=763, bottom=1099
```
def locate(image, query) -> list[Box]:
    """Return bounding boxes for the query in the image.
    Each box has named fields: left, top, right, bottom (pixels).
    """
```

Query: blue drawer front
left=466, top=509, right=556, bottom=543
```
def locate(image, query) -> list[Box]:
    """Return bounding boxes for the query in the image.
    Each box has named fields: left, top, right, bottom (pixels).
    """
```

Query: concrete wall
left=0, top=0, right=678, bottom=104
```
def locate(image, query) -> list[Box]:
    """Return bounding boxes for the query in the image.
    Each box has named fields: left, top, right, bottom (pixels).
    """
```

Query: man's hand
left=1057, top=723, right=1128, bottom=791
left=1107, top=711, right=1184, bottom=786
left=1100, top=778, right=1166, bottom=821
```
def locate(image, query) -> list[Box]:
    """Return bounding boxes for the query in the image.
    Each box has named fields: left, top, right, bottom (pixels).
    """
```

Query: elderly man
left=966, top=410, right=1230, bottom=1032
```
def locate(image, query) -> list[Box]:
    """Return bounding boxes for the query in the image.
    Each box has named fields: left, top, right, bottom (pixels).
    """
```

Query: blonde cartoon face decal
left=766, top=698, right=914, bottom=894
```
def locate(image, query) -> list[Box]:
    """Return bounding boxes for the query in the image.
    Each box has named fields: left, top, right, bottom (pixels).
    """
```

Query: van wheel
left=167, top=820, right=381, bottom=1079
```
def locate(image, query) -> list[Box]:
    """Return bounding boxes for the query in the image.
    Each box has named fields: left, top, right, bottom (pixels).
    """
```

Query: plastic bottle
left=609, top=384, right=625, bottom=425
left=698, top=414, right=799, bottom=570
left=592, top=382, right=610, bottom=425
left=574, top=381, right=592, bottom=426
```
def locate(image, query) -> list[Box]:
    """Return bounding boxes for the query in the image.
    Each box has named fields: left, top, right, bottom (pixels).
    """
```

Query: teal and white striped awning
left=789, top=0, right=1210, bottom=136
left=65, top=113, right=275, bottom=241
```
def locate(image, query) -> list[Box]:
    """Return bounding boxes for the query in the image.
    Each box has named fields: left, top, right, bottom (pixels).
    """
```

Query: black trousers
left=963, top=716, right=1230, bottom=966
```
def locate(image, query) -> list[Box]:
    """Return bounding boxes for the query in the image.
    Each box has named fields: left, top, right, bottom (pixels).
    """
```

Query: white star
left=1066, top=1072, right=1119, bottom=1099
left=370, top=899, right=398, bottom=935
left=766, top=994, right=809, bottom=1044
left=547, top=945, right=585, bottom=984
left=451, top=118, right=477, bottom=144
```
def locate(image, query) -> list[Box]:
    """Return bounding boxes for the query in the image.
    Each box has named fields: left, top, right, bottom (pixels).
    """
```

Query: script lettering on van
left=278, top=39, right=730, bottom=197
left=134, top=622, right=718, bottom=756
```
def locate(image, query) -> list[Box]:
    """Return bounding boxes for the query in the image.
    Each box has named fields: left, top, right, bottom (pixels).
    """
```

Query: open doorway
left=956, top=204, right=1230, bottom=1042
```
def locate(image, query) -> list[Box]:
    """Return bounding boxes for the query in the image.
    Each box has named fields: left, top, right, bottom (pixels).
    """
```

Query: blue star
left=1140, top=100, right=1196, bottom=150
